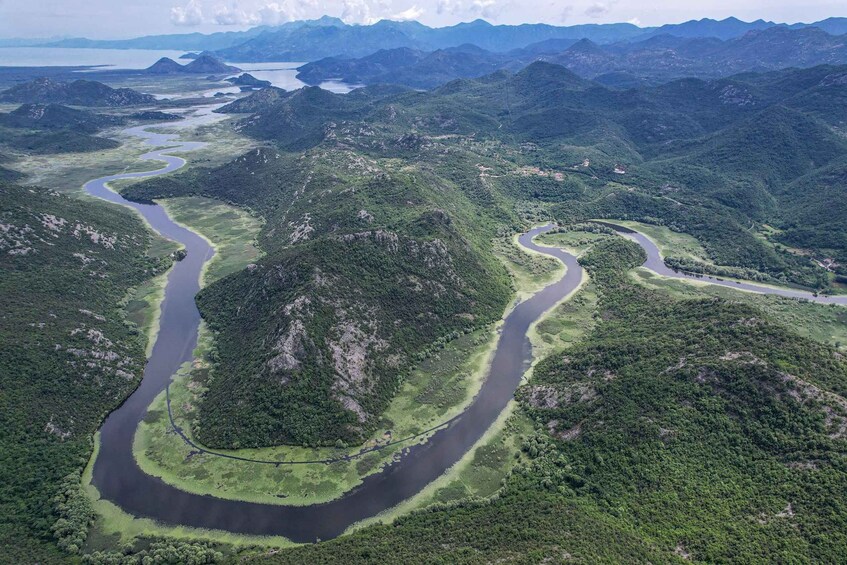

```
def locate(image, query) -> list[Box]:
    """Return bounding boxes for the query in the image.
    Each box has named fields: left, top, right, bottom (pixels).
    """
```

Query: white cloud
left=584, top=1, right=617, bottom=18
left=555, top=4, right=573, bottom=23
left=436, top=0, right=459, bottom=16
left=435, top=0, right=504, bottom=21
left=392, top=5, right=424, bottom=21
left=170, top=0, right=204, bottom=26
left=627, top=16, right=641, bottom=26
left=213, top=2, right=259, bottom=25
left=341, top=0, right=391, bottom=24
left=469, top=0, right=507, bottom=20
left=256, top=1, right=301, bottom=25
left=172, top=0, right=321, bottom=27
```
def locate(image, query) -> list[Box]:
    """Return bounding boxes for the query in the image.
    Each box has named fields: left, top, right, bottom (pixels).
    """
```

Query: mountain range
left=296, top=26, right=847, bottom=89
left=17, top=16, right=847, bottom=63
left=123, top=59, right=847, bottom=453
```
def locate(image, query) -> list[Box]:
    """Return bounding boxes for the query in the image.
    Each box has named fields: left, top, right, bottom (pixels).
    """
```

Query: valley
left=2, top=10, right=847, bottom=564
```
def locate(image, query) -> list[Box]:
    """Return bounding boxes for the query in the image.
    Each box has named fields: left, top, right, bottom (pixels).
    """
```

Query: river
left=86, top=112, right=845, bottom=545
left=86, top=109, right=585, bottom=543
left=596, top=221, right=847, bottom=306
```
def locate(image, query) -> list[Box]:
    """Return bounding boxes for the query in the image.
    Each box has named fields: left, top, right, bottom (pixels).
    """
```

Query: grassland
left=124, top=231, right=182, bottom=357
left=613, top=219, right=710, bottom=261
left=158, top=196, right=263, bottom=284
left=81, top=434, right=296, bottom=552
left=7, top=104, right=258, bottom=199
left=492, top=232, right=562, bottom=303
left=592, top=222, right=847, bottom=350
left=9, top=133, right=164, bottom=194
left=632, top=269, right=847, bottom=350
left=542, top=224, right=847, bottom=351
left=133, top=319, right=504, bottom=506
left=147, top=113, right=260, bottom=171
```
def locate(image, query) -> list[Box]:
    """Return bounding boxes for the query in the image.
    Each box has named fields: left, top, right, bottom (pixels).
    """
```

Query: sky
left=0, top=0, right=844, bottom=39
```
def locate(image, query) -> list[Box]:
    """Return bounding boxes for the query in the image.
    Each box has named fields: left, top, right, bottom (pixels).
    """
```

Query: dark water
left=86, top=114, right=586, bottom=541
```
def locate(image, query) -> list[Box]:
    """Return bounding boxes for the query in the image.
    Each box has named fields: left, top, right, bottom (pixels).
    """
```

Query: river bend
left=86, top=111, right=844, bottom=544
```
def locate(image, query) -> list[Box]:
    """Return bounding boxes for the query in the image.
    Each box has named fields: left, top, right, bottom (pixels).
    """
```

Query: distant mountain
left=0, top=37, right=64, bottom=48
left=20, top=16, right=847, bottom=65
left=0, top=103, right=181, bottom=155
left=635, top=16, right=847, bottom=41
left=42, top=28, right=268, bottom=51
left=798, top=17, right=847, bottom=36
left=550, top=27, right=847, bottom=82
left=129, top=110, right=182, bottom=121
left=215, top=86, right=289, bottom=114
left=0, top=103, right=122, bottom=132
left=0, top=78, right=157, bottom=107
left=298, top=26, right=847, bottom=89
left=639, top=16, right=777, bottom=40
left=145, top=57, right=186, bottom=75
left=297, top=45, right=519, bottom=89
left=509, top=38, right=580, bottom=57
left=144, top=55, right=240, bottom=75
left=182, top=55, right=241, bottom=74
left=213, top=17, right=651, bottom=62
left=226, top=73, right=272, bottom=88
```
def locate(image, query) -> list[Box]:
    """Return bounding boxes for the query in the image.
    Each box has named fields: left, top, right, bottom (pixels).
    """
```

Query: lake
left=0, top=47, right=357, bottom=93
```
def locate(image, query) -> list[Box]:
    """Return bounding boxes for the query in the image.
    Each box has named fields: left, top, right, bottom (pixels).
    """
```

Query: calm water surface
left=85, top=107, right=584, bottom=542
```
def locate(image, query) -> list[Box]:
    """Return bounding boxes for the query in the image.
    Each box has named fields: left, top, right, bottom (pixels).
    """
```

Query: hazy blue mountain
left=42, top=27, right=269, bottom=51
left=546, top=26, right=847, bottom=81
left=0, top=103, right=122, bottom=132
left=144, top=55, right=240, bottom=75
left=145, top=57, right=186, bottom=74
left=216, top=18, right=653, bottom=62
left=789, top=17, right=847, bottom=35
left=0, top=77, right=157, bottom=106
left=297, top=45, right=520, bottom=89
left=638, top=16, right=778, bottom=40
left=226, top=73, right=272, bottom=88
left=181, top=55, right=240, bottom=74
left=294, top=26, right=847, bottom=89
left=19, top=16, right=847, bottom=64
left=509, top=38, right=581, bottom=56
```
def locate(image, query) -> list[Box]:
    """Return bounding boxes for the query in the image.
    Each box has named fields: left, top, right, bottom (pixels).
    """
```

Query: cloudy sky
left=0, top=0, right=843, bottom=39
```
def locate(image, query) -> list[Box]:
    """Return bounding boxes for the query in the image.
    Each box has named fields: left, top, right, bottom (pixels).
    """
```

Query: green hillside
left=257, top=234, right=847, bottom=563
left=126, top=61, right=847, bottom=450
left=0, top=183, right=170, bottom=562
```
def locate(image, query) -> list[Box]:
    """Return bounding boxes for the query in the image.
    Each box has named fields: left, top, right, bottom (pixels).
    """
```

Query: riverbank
left=130, top=228, right=573, bottom=508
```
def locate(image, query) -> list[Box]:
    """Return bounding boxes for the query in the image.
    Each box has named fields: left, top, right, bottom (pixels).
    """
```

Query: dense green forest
left=127, top=143, right=517, bottom=448
left=125, top=61, right=847, bottom=450
left=3, top=54, right=847, bottom=562
left=0, top=183, right=167, bottom=562
left=255, top=235, right=847, bottom=563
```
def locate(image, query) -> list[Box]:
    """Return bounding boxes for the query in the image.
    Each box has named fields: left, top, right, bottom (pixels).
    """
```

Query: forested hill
left=126, top=142, right=515, bottom=448
left=255, top=235, right=847, bottom=563
left=126, top=60, right=847, bottom=452
left=0, top=183, right=170, bottom=562
left=0, top=78, right=156, bottom=107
